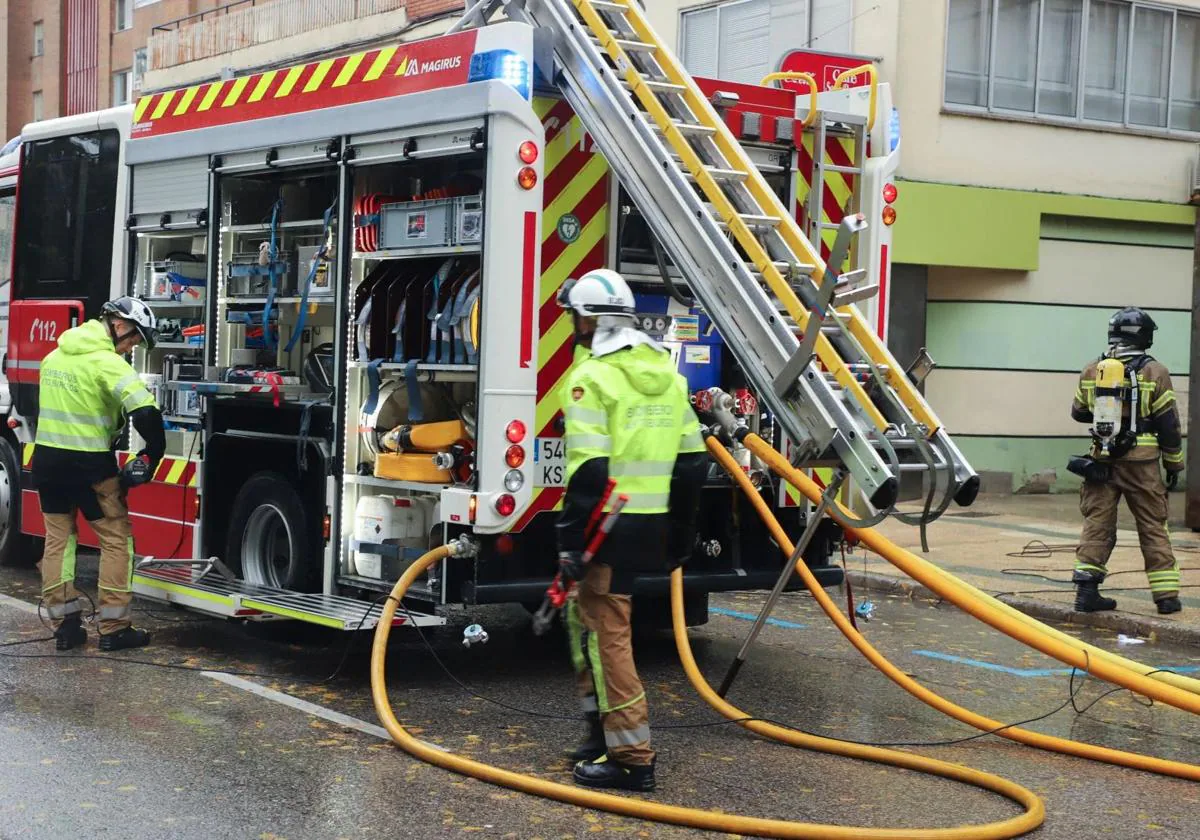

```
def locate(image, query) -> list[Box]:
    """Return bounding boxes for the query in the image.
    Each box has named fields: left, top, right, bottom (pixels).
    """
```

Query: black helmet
left=1107, top=306, right=1156, bottom=349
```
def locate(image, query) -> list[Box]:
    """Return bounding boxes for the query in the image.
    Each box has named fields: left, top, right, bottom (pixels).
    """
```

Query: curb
left=844, top=570, right=1200, bottom=648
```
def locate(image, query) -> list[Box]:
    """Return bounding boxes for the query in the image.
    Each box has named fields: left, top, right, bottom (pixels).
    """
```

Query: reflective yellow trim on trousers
left=42, top=534, right=78, bottom=593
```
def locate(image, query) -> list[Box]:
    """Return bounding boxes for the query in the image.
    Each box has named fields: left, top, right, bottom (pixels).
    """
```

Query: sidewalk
left=843, top=491, right=1200, bottom=646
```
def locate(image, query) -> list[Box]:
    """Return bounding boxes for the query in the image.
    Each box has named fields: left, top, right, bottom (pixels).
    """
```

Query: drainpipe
left=1186, top=160, right=1200, bottom=530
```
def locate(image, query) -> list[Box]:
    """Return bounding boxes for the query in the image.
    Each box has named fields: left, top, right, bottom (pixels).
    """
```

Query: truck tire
left=0, top=437, right=29, bottom=568
left=226, top=472, right=316, bottom=592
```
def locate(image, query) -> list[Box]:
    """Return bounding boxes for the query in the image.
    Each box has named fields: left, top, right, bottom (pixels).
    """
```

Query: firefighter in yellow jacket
left=1070, top=307, right=1183, bottom=615
left=556, top=269, right=707, bottom=792
left=35, top=297, right=166, bottom=651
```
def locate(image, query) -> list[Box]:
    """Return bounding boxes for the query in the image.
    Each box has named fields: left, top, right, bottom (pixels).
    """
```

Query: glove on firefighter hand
left=1165, top=470, right=1180, bottom=491
left=558, top=551, right=586, bottom=582
left=120, top=454, right=153, bottom=489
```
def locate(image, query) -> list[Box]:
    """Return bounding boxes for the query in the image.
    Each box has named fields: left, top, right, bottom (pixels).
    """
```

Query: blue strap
left=405, top=359, right=424, bottom=422
left=284, top=201, right=336, bottom=354
left=362, top=359, right=384, bottom=416
left=262, top=199, right=284, bottom=352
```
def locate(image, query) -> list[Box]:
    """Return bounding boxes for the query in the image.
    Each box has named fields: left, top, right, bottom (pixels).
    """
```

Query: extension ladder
left=456, top=0, right=979, bottom=517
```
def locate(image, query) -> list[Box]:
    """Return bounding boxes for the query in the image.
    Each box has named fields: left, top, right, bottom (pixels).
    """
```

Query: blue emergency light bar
left=468, top=49, right=531, bottom=100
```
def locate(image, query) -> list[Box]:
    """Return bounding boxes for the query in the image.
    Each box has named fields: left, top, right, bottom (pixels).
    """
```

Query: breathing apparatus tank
left=1092, top=357, right=1126, bottom=456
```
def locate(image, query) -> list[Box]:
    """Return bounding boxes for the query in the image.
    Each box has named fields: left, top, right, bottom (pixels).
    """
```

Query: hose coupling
left=449, top=535, right=480, bottom=559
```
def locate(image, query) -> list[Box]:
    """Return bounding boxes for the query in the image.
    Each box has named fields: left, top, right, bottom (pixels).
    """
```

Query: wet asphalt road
left=0, top=555, right=1198, bottom=839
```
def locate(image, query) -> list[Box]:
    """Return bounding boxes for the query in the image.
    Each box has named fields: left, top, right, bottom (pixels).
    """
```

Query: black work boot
left=568, top=712, right=606, bottom=763
left=1072, top=571, right=1117, bottom=613
left=54, top=613, right=86, bottom=651
left=573, top=755, right=656, bottom=792
left=98, top=627, right=151, bottom=652
left=1156, top=597, right=1182, bottom=615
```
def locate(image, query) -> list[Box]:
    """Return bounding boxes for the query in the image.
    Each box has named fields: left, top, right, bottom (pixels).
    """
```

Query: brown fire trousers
left=1075, top=458, right=1180, bottom=601
left=40, top=477, right=136, bottom=635
left=565, top=563, right=653, bottom=766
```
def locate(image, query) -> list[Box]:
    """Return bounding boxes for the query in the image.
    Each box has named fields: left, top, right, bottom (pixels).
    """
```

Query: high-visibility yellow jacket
left=35, top=319, right=158, bottom=455
left=557, top=342, right=707, bottom=579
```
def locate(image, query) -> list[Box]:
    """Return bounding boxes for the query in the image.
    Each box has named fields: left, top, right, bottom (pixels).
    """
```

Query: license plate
left=534, top=437, right=566, bottom=487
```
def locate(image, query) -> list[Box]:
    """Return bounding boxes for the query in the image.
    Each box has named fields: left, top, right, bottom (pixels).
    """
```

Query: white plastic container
left=353, top=494, right=429, bottom=579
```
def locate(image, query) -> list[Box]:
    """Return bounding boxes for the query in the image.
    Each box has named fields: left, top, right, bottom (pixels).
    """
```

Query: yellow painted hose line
left=901, top=536, right=1200, bottom=696
left=743, top=433, right=1200, bottom=715
left=372, top=545, right=1045, bottom=839
left=708, top=437, right=1200, bottom=781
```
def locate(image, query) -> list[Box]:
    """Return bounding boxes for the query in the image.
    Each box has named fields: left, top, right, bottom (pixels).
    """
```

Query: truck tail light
left=322, top=513, right=332, bottom=541
left=469, top=494, right=478, bottom=524
left=519, top=140, right=538, bottom=164
left=517, top=167, right=538, bottom=190
left=504, top=470, right=524, bottom=492
left=506, top=420, right=526, bottom=443
left=495, top=494, right=516, bottom=517
left=505, top=445, right=525, bottom=468
left=882, top=182, right=898, bottom=203
left=882, top=205, right=897, bottom=226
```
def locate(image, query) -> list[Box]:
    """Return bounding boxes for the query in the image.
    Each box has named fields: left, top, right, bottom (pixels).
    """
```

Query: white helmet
left=101, top=296, right=159, bottom=350
left=556, top=269, right=636, bottom=320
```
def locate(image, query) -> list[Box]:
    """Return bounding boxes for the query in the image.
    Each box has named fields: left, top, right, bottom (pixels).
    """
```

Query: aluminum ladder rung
left=685, top=167, right=747, bottom=183
left=590, top=35, right=657, bottom=52
left=590, top=0, right=627, bottom=11
left=624, top=77, right=685, bottom=94
left=650, top=120, right=716, bottom=137
left=832, top=283, right=879, bottom=306
left=825, top=164, right=863, bottom=175
left=716, top=213, right=782, bottom=230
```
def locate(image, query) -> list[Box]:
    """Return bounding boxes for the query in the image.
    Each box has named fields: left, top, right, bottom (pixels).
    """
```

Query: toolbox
left=379, top=198, right=454, bottom=250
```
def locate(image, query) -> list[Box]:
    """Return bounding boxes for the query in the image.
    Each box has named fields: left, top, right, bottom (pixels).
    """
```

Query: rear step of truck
left=455, top=0, right=980, bottom=519
left=133, top=559, right=445, bottom=631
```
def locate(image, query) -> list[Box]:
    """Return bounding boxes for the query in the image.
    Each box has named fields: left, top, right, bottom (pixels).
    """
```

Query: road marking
left=203, top=670, right=447, bottom=751
left=912, top=649, right=1200, bottom=678
left=0, top=591, right=41, bottom=615
left=709, top=606, right=807, bottom=630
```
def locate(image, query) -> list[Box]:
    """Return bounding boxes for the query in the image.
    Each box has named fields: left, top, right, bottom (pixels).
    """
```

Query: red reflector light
left=495, top=535, right=515, bottom=555
left=495, top=494, right=516, bottom=517
left=517, top=166, right=538, bottom=190
left=322, top=514, right=332, bottom=541
left=506, top=420, right=526, bottom=443
left=882, top=183, right=898, bottom=204
left=506, top=445, right=526, bottom=468
left=6, top=418, right=19, bottom=429
left=519, top=140, right=539, bottom=164
left=882, top=206, right=897, bottom=226
left=469, top=494, right=478, bottom=524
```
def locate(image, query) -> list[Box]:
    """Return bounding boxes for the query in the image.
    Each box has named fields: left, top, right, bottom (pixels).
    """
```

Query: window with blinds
left=679, top=0, right=852, bottom=85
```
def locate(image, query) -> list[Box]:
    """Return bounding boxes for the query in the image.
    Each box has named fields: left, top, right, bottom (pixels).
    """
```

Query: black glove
left=558, top=550, right=586, bottom=582
left=120, top=454, right=153, bottom=489
left=1165, top=470, right=1180, bottom=491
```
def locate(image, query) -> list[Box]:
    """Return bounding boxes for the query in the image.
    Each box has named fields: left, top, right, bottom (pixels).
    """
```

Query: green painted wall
left=958, top=436, right=1188, bottom=493
left=892, top=181, right=1196, bottom=269
left=926, top=302, right=1191, bottom=374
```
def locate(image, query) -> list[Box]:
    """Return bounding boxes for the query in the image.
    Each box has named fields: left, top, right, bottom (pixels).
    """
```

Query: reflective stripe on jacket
left=36, top=320, right=158, bottom=454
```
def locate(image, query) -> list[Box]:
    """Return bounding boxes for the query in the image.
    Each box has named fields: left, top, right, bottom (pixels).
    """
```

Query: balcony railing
left=150, top=0, right=421, bottom=70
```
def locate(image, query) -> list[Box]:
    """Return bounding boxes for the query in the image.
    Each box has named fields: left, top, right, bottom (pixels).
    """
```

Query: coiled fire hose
left=739, top=432, right=1200, bottom=715
left=706, top=436, right=1200, bottom=782
left=372, top=543, right=1044, bottom=838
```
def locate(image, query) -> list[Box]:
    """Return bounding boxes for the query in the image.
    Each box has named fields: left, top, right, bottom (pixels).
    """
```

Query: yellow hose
left=372, top=545, right=1045, bottom=839
left=743, top=433, right=1200, bottom=715
left=707, top=437, right=1200, bottom=781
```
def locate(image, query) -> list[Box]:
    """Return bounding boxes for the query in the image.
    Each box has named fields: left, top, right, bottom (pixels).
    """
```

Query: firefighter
left=1071, top=306, right=1183, bottom=615
left=555, top=269, right=707, bottom=792
left=35, top=296, right=166, bottom=651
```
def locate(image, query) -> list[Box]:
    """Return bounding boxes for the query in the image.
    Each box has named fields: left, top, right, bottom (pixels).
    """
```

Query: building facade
left=666, top=0, right=1198, bottom=493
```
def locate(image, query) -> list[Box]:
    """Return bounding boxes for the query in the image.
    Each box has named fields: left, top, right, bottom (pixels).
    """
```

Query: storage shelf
left=344, top=474, right=449, bottom=493
left=220, top=296, right=334, bottom=305
left=163, top=414, right=203, bottom=426
left=149, top=300, right=206, bottom=310
left=349, top=361, right=476, bottom=375
left=168, top=380, right=312, bottom=397
left=353, top=244, right=480, bottom=260
left=156, top=342, right=204, bottom=351
left=221, top=219, right=326, bottom=233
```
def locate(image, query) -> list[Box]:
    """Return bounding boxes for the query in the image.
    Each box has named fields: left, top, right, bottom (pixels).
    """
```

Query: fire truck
left=1, top=0, right=978, bottom=632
